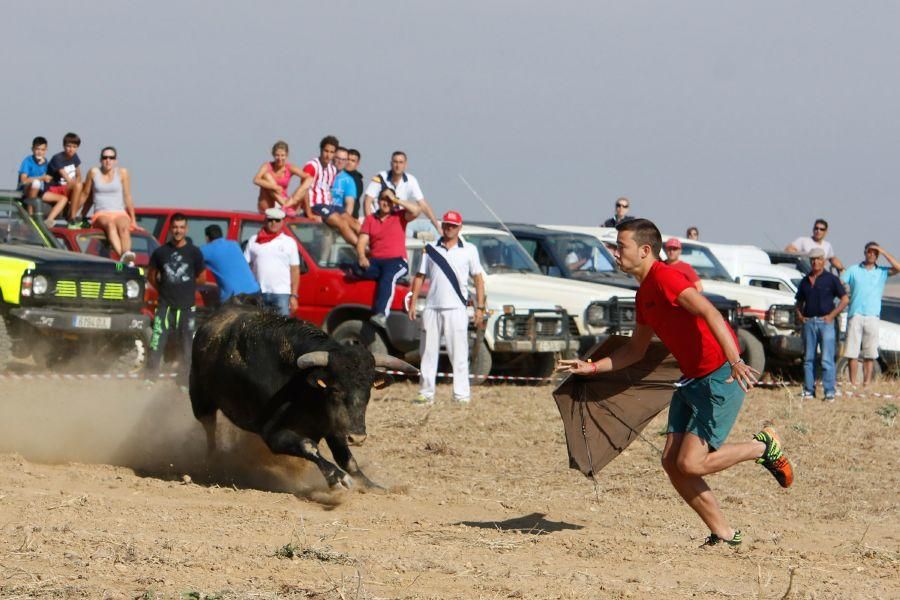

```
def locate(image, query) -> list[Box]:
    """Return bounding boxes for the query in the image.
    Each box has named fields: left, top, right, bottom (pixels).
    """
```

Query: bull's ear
left=372, top=374, right=394, bottom=390
left=306, top=370, right=333, bottom=390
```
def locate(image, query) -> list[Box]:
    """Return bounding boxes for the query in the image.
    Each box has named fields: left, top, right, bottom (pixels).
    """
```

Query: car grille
left=610, top=304, right=636, bottom=324
left=54, top=280, right=125, bottom=301
left=496, top=311, right=570, bottom=340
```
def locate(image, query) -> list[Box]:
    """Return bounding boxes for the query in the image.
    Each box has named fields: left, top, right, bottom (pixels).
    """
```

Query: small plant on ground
left=875, top=403, right=898, bottom=427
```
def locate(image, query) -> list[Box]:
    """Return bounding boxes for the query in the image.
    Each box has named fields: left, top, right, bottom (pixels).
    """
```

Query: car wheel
left=737, top=328, right=766, bottom=375
left=332, top=320, right=388, bottom=355
left=469, top=339, right=492, bottom=386
left=836, top=356, right=882, bottom=383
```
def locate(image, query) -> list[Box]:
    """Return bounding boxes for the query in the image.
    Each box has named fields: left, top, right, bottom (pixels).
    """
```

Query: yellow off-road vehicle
left=0, top=191, right=149, bottom=370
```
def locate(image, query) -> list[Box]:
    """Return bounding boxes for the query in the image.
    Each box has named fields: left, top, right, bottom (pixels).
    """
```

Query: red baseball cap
left=663, top=238, right=682, bottom=249
left=441, top=210, right=463, bottom=226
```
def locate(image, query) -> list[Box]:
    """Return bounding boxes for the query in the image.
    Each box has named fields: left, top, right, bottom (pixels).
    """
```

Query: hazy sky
left=3, top=2, right=898, bottom=261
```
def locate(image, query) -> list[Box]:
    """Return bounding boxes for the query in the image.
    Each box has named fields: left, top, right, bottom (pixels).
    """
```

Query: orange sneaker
left=753, top=426, right=794, bottom=488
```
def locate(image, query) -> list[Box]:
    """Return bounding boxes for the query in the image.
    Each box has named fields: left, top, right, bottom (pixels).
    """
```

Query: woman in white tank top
left=79, top=146, right=138, bottom=265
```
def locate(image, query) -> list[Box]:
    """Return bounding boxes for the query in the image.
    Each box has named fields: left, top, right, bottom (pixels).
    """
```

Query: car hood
left=700, top=280, right=795, bottom=313
left=484, top=273, right=635, bottom=317
left=0, top=243, right=120, bottom=266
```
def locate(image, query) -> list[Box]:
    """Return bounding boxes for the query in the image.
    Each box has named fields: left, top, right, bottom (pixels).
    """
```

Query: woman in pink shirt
left=253, top=141, right=305, bottom=216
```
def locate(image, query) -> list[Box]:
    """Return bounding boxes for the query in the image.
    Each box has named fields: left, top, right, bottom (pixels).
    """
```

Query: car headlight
left=125, top=280, right=141, bottom=299
left=32, top=275, right=48, bottom=295
left=766, top=305, right=795, bottom=328
left=586, top=303, right=608, bottom=327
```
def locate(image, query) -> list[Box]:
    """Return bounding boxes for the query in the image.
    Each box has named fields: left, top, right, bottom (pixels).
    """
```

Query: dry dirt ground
left=0, top=377, right=897, bottom=599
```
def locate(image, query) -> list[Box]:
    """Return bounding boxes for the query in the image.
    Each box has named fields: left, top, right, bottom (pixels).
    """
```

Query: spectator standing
left=794, top=248, right=849, bottom=401
left=840, top=242, right=900, bottom=386
left=686, top=226, right=699, bottom=240
left=602, top=197, right=634, bottom=227
left=356, top=188, right=421, bottom=328
left=557, top=218, right=792, bottom=548
left=346, top=148, right=364, bottom=221
left=253, top=140, right=305, bottom=215
left=79, top=146, right=138, bottom=266
left=362, top=151, right=441, bottom=231
left=244, top=207, right=300, bottom=316
left=201, top=224, right=261, bottom=303
left=146, top=213, right=206, bottom=382
left=663, top=238, right=703, bottom=292
left=17, top=136, right=63, bottom=226
left=408, top=210, right=486, bottom=405
left=786, top=219, right=844, bottom=272
left=45, top=133, right=87, bottom=229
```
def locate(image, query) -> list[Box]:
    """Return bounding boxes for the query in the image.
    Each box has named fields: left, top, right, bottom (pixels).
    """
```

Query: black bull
left=189, top=305, right=418, bottom=489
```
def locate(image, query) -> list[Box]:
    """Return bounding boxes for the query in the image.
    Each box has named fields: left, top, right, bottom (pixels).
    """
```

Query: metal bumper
left=769, top=333, right=804, bottom=359
left=11, top=307, right=150, bottom=335
left=493, top=338, right=573, bottom=353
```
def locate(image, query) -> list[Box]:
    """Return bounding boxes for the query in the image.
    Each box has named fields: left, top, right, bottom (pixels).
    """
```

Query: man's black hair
left=32, top=136, right=48, bottom=148
left=171, top=212, right=188, bottom=224
left=617, top=218, right=663, bottom=258
left=320, top=135, right=339, bottom=150
left=348, top=148, right=361, bottom=159
left=205, top=224, right=223, bottom=240
left=814, top=218, right=828, bottom=230
left=63, top=132, right=81, bottom=146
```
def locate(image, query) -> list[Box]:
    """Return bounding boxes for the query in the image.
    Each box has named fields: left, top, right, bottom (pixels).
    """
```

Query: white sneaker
left=121, top=251, right=137, bottom=267
left=370, top=314, right=387, bottom=328
left=454, top=397, right=471, bottom=404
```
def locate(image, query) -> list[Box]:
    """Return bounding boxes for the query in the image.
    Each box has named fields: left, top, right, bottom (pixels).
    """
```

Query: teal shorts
left=667, top=362, right=745, bottom=449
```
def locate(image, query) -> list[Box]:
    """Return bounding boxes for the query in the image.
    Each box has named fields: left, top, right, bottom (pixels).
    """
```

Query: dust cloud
left=0, top=379, right=340, bottom=500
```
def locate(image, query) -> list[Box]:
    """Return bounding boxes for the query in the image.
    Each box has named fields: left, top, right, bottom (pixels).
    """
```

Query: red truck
left=133, top=207, right=421, bottom=358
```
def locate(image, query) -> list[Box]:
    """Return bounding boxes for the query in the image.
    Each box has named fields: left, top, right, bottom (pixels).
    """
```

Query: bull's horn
left=296, top=351, right=329, bottom=370
left=372, top=353, right=419, bottom=375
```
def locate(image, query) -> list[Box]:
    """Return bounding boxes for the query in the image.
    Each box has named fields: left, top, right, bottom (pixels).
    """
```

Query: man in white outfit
left=407, top=210, right=486, bottom=404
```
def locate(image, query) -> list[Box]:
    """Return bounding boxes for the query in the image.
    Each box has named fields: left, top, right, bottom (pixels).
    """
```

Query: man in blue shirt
left=330, top=147, right=362, bottom=244
left=795, top=248, right=849, bottom=401
left=840, top=242, right=900, bottom=386
left=16, top=136, right=65, bottom=225
left=201, top=225, right=261, bottom=302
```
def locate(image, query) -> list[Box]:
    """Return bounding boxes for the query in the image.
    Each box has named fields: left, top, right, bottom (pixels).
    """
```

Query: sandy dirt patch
left=0, top=378, right=897, bottom=599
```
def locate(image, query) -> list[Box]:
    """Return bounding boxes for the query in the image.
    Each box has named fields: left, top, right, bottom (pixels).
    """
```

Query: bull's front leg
left=265, top=430, right=352, bottom=489
left=325, top=435, right=382, bottom=489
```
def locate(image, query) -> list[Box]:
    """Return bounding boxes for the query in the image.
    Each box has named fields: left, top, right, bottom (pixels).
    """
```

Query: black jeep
left=0, top=191, right=149, bottom=370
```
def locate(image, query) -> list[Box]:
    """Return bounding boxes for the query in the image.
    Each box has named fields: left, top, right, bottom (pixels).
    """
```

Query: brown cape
left=552, top=336, right=681, bottom=477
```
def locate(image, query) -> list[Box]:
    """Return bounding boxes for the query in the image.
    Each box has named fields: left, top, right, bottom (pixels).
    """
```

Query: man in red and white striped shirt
left=296, top=135, right=358, bottom=244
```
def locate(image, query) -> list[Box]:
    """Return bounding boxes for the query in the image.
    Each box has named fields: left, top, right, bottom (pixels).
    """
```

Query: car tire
left=469, top=339, right=492, bottom=386
left=836, top=356, right=882, bottom=383
left=332, top=320, right=388, bottom=355
left=737, top=328, right=766, bottom=375
left=0, top=316, right=12, bottom=372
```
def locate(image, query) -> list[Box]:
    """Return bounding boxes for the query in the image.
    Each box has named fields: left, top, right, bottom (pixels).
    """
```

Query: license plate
left=73, top=315, right=112, bottom=329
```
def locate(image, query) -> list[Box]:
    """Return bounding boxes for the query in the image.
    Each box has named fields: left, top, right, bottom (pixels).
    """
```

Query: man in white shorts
left=841, top=242, right=899, bottom=386
left=407, top=210, right=485, bottom=405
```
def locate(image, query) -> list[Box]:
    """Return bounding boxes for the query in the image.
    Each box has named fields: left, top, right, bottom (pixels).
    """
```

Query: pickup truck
left=0, top=191, right=149, bottom=371
left=134, top=208, right=573, bottom=381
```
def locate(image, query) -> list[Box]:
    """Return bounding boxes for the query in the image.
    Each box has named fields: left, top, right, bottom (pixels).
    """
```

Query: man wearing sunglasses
left=244, top=207, right=300, bottom=316
left=786, top=218, right=844, bottom=272
left=408, top=210, right=486, bottom=405
left=602, top=197, right=635, bottom=228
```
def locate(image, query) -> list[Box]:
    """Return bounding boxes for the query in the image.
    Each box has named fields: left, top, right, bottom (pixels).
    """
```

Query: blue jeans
left=355, top=257, right=408, bottom=317
left=261, top=293, right=291, bottom=316
left=803, top=318, right=836, bottom=396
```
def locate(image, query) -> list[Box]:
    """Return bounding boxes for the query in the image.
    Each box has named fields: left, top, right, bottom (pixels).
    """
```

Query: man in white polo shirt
left=362, top=150, right=441, bottom=232
left=407, top=210, right=486, bottom=404
left=244, top=207, right=300, bottom=316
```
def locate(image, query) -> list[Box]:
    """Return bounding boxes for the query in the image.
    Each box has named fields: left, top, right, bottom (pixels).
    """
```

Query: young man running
left=557, top=218, right=793, bottom=547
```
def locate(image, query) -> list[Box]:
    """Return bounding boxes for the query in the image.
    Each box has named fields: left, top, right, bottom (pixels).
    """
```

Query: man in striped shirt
left=297, top=135, right=357, bottom=244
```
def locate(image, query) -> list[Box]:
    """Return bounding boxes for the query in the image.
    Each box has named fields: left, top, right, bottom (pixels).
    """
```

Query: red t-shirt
left=360, top=210, right=408, bottom=259
left=636, top=261, right=735, bottom=378
left=667, top=260, right=700, bottom=283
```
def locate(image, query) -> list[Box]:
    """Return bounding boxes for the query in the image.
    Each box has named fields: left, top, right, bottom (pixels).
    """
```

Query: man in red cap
left=664, top=238, right=703, bottom=292
left=408, top=210, right=486, bottom=404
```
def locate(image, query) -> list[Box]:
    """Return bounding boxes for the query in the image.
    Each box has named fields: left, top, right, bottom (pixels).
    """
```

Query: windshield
left=0, top=201, right=49, bottom=246
left=288, top=222, right=357, bottom=267
left=464, top=233, right=541, bottom=275
left=545, top=234, right=617, bottom=279
left=680, top=244, right=733, bottom=281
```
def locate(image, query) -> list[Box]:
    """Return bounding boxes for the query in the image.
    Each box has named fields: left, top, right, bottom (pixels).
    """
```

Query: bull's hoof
left=327, top=471, right=354, bottom=490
